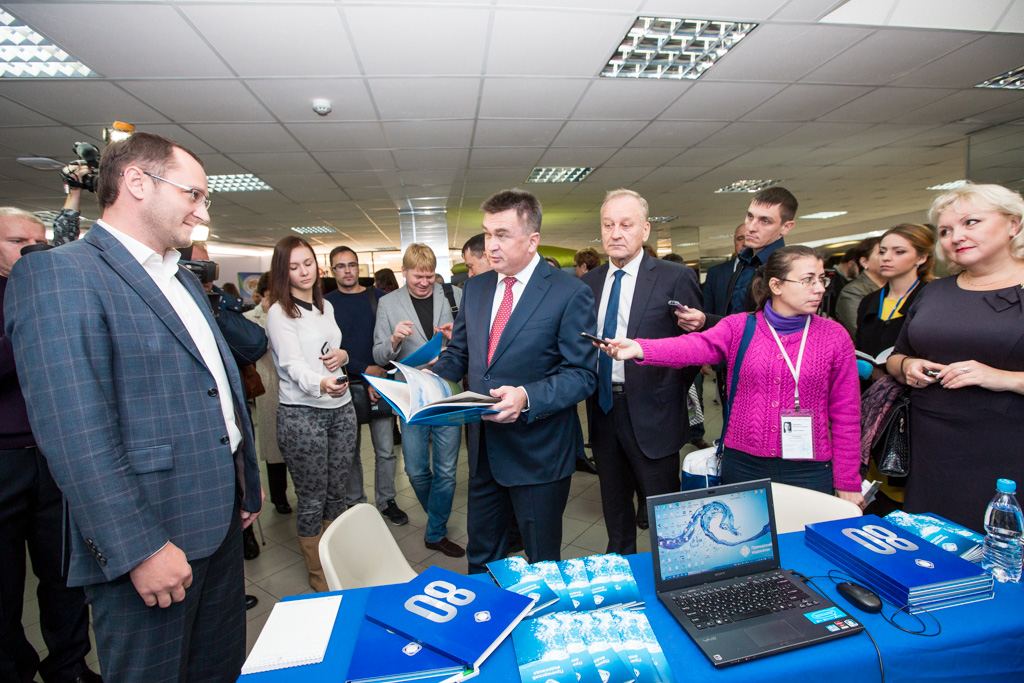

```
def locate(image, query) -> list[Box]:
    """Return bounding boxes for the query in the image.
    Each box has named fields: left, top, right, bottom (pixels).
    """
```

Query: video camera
left=177, top=245, right=219, bottom=284
left=60, top=142, right=101, bottom=193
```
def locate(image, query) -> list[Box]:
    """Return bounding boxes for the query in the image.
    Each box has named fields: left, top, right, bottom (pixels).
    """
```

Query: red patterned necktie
left=487, top=276, right=517, bottom=364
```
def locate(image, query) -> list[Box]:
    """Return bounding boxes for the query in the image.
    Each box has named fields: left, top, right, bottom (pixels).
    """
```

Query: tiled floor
left=21, top=380, right=725, bottom=678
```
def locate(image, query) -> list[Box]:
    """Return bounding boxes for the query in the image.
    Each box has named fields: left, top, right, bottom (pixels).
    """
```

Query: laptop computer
left=647, top=479, right=864, bottom=667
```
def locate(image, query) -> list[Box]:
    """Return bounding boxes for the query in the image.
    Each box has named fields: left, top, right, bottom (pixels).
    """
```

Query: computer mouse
left=836, top=582, right=882, bottom=613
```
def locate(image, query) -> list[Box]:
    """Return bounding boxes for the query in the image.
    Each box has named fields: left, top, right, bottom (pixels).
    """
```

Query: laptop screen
left=652, top=483, right=776, bottom=583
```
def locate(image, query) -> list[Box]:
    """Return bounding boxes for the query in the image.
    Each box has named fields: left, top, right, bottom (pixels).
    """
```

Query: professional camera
left=60, top=142, right=101, bottom=193
left=177, top=245, right=219, bottom=284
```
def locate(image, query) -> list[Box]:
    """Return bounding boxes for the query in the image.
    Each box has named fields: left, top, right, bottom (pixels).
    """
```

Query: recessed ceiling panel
left=287, top=122, right=389, bottom=151
left=487, top=9, right=629, bottom=76
left=383, top=120, right=474, bottom=148
left=184, top=123, right=304, bottom=154
left=369, top=78, right=481, bottom=120
left=659, top=81, right=784, bottom=120
left=0, top=81, right=167, bottom=125
left=118, top=80, right=273, bottom=123
left=479, top=77, right=589, bottom=119
left=474, top=119, right=564, bottom=147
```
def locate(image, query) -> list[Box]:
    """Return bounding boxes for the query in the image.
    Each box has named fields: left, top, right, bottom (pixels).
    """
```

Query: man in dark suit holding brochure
left=582, top=189, right=702, bottom=554
left=432, top=189, right=597, bottom=574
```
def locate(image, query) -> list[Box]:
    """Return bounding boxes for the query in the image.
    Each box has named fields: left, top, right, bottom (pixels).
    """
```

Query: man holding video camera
left=5, top=133, right=263, bottom=681
left=1, top=208, right=100, bottom=683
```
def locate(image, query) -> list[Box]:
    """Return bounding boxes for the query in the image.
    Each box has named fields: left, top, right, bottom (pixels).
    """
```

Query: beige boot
left=297, top=535, right=327, bottom=593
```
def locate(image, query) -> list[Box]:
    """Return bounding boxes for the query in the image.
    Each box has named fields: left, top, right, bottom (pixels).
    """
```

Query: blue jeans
left=400, top=421, right=460, bottom=543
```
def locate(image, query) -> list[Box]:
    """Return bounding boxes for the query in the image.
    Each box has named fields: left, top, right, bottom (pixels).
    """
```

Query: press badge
left=780, top=410, right=814, bottom=460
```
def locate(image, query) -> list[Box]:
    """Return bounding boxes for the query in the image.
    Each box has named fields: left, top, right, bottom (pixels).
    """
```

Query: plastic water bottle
left=982, top=478, right=1024, bottom=583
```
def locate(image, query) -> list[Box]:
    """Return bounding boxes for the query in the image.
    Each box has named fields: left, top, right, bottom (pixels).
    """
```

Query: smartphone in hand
left=668, top=300, right=687, bottom=311
left=580, top=331, right=607, bottom=345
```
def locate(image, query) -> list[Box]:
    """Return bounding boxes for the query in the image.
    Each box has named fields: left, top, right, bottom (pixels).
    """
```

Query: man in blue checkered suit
left=4, top=133, right=263, bottom=682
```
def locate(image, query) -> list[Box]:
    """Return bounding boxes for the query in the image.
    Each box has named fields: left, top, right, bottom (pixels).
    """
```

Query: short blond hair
left=0, top=207, right=46, bottom=228
left=929, top=182, right=1024, bottom=269
left=602, top=189, right=649, bottom=221
left=402, top=243, right=436, bottom=272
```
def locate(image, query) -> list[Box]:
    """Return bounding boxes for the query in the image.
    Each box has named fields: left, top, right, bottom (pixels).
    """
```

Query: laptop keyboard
left=672, top=571, right=820, bottom=630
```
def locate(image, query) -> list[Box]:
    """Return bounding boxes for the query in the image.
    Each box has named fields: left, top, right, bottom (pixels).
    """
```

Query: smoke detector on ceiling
left=312, top=99, right=332, bottom=116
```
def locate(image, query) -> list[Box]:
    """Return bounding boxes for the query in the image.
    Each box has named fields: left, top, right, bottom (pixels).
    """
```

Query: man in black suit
left=433, top=189, right=597, bottom=574
left=582, top=189, right=702, bottom=554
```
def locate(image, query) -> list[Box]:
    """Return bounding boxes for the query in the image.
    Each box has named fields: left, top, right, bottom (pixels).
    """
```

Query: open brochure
left=387, top=332, right=443, bottom=373
left=363, top=361, right=499, bottom=426
left=855, top=346, right=894, bottom=366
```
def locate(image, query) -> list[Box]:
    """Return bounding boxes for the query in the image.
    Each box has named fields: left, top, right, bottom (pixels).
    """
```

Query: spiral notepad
left=241, top=595, right=342, bottom=674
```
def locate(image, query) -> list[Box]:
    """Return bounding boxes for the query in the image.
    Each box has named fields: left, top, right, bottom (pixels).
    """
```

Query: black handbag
left=871, top=389, right=911, bottom=477
left=348, top=377, right=393, bottom=424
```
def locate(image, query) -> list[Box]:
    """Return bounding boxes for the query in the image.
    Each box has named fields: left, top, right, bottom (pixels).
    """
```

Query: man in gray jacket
left=373, top=243, right=464, bottom=558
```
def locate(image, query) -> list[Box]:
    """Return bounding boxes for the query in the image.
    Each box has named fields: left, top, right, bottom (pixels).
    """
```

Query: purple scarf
left=764, top=299, right=809, bottom=335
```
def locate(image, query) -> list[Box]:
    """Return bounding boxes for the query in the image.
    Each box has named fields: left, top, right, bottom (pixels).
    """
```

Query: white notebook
left=241, top=594, right=342, bottom=675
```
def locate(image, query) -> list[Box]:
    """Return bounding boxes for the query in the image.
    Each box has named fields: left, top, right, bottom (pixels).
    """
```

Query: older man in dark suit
left=5, top=133, right=262, bottom=682
left=432, top=189, right=597, bottom=574
left=582, top=189, right=702, bottom=554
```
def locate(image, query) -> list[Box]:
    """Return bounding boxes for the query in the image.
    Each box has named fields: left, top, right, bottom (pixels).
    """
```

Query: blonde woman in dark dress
left=887, top=183, right=1024, bottom=529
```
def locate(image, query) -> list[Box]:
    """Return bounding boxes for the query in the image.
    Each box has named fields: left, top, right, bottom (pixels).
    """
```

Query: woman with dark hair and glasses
left=600, top=245, right=864, bottom=506
left=265, top=236, right=356, bottom=592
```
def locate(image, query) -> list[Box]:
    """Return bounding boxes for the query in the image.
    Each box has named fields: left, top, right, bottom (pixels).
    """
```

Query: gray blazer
left=372, top=283, right=462, bottom=366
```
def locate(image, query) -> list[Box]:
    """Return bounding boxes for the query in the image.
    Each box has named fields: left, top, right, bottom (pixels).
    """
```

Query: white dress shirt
left=596, top=251, right=643, bottom=383
left=98, top=220, right=242, bottom=452
left=490, top=252, right=542, bottom=327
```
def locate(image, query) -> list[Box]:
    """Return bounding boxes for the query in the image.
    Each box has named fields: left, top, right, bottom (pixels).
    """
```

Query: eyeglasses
left=780, top=276, right=831, bottom=288
left=143, top=171, right=212, bottom=210
left=332, top=263, right=358, bottom=271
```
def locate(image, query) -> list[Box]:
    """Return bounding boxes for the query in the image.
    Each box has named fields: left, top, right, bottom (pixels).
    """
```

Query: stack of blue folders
left=346, top=566, right=535, bottom=683
left=805, top=515, right=994, bottom=614
left=883, top=510, right=985, bottom=562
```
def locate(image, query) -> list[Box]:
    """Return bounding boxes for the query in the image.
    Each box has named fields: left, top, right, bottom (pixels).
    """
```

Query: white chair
left=318, top=503, right=417, bottom=591
left=771, top=482, right=862, bottom=534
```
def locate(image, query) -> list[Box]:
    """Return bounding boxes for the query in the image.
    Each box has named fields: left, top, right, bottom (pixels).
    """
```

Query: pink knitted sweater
left=637, top=312, right=862, bottom=491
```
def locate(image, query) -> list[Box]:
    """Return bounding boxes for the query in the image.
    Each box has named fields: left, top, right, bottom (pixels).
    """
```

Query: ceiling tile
left=0, top=81, right=167, bottom=126
left=487, top=8, right=629, bottom=76
left=392, top=148, right=470, bottom=169
left=890, top=34, right=1024, bottom=88
left=572, top=78, right=690, bottom=120
left=183, top=123, right=304, bottom=153
left=629, top=121, right=728, bottom=147
left=473, top=120, right=564, bottom=147
left=802, top=28, right=976, bottom=86
left=604, top=146, right=685, bottom=167
left=225, top=152, right=321, bottom=175
left=551, top=120, right=647, bottom=147
left=820, top=87, right=959, bottom=123
left=246, top=79, right=377, bottom=123
left=742, top=85, right=873, bottom=121
left=183, top=4, right=358, bottom=77
left=763, top=122, right=875, bottom=147
left=0, top=126, right=101, bottom=160
left=344, top=6, right=490, bottom=76
left=4, top=3, right=233, bottom=78
left=468, top=147, right=546, bottom=168
left=369, top=78, right=482, bottom=120
left=312, top=150, right=396, bottom=173
left=287, top=122, right=388, bottom=151
left=382, top=120, right=474, bottom=148
left=639, top=0, right=788, bottom=21
left=118, top=80, right=273, bottom=123
left=889, top=89, right=1024, bottom=125
left=479, top=78, right=590, bottom=119
left=0, top=97, right=62, bottom=127
left=538, top=147, right=618, bottom=166
left=660, top=82, right=785, bottom=120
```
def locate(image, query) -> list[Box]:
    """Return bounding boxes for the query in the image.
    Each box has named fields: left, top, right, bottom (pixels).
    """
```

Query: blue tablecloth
left=240, top=532, right=1024, bottom=682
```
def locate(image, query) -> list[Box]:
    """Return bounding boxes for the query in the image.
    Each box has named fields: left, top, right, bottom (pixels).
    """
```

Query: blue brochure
left=631, top=612, right=674, bottom=683
left=391, top=332, right=444, bottom=370
left=346, top=619, right=467, bottom=683
left=531, top=561, right=575, bottom=613
left=611, top=611, right=662, bottom=683
left=584, top=554, right=642, bottom=610
left=551, top=613, right=603, bottom=683
left=576, top=613, right=636, bottom=683
left=557, top=558, right=597, bottom=612
left=365, top=565, right=534, bottom=669
left=486, top=557, right=560, bottom=617
left=884, top=510, right=984, bottom=563
left=511, top=615, right=577, bottom=683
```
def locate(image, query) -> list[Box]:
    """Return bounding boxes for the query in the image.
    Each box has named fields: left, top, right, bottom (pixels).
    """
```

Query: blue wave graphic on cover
left=657, top=500, right=770, bottom=550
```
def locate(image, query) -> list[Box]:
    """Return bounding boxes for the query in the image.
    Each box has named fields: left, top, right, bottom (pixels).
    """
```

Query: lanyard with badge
left=767, top=317, right=814, bottom=460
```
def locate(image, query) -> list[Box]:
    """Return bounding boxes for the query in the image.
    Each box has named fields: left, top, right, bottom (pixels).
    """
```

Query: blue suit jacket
left=703, top=258, right=738, bottom=317
left=583, top=254, right=702, bottom=458
left=4, top=224, right=261, bottom=587
left=432, top=258, right=597, bottom=487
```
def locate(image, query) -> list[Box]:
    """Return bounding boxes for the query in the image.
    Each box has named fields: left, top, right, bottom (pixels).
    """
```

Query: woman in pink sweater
left=602, top=246, right=864, bottom=507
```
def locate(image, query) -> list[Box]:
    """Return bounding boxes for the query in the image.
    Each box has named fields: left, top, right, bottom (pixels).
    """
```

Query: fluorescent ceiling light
left=801, top=230, right=883, bottom=249
left=290, top=226, right=336, bottom=235
left=649, top=216, right=679, bottom=224
left=800, top=211, right=848, bottom=220
left=975, top=65, right=1024, bottom=90
left=207, top=174, right=273, bottom=192
left=368, top=246, right=400, bottom=252
left=17, top=156, right=65, bottom=170
left=926, top=180, right=968, bottom=191
left=526, top=167, right=593, bottom=183
left=0, top=9, right=96, bottom=78
left=206, top=244, right=273, bottom=257
left=675, top=242, right=699, bottom=247
left=715, top=179, right=782, bottom=193
left=602, top=16, right=756, bottom=80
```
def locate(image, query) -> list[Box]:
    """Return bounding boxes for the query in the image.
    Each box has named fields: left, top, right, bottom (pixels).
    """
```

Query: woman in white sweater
left=265, top=235, right=356, bottom=592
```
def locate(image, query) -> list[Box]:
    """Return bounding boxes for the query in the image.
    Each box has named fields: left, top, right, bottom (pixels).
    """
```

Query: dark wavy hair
left=751, top=245, right=824, bottom=311
left=881, top=223, right=936, bottom=283
left=269, top=235, right=323, bottom=319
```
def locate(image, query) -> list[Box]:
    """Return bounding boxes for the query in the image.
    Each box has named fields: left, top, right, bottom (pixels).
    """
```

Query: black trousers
left=591, top=394, right=681, bottom=555
left=0, top=446, right=92, bottom=683
left=85, top=500, right=246, bottom=683
left=466, top=432, right=571, bottom=575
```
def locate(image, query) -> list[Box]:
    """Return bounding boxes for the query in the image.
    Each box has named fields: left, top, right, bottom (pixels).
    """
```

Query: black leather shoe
left=275, top=501, right=293, bottom=514
left=381, top=499, right=409, bottom=526
left=73, top=669, right=103, bottom=683
left=575, top=457, right=598, bottom=475
left=243, top=526, right=260, bottom=560
left=636, top=506, right=649, bottom=530
left=245, top=594, right=259, bottom=610
left=425, top=537, right=466, bottom=558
